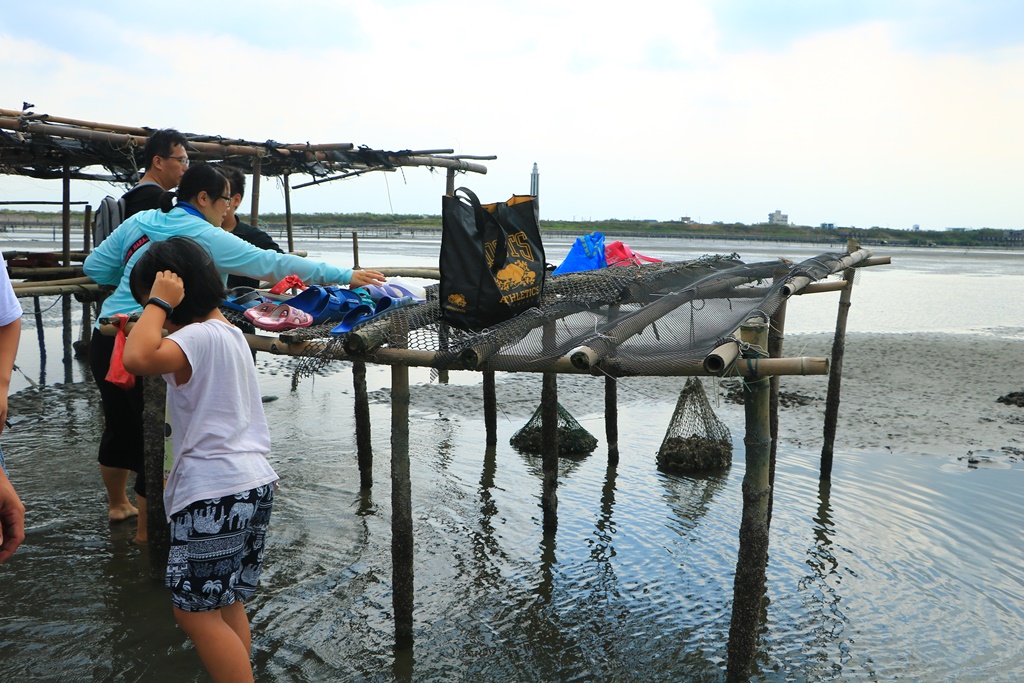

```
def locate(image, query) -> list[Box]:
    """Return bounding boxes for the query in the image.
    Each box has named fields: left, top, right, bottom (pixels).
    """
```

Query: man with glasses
left=123, top=128, right=190, bottom=218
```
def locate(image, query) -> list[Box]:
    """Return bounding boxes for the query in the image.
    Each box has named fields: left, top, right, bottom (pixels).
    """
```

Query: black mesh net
left=509, top=402, right=598, bottom=457
left=284, top=250, right=853, bottom=379
left=657, top=377, right=733, bottom=473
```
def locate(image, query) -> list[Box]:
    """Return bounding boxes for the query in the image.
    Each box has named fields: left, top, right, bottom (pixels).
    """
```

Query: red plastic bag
left=269, top=274, right=307, bottom=295
left=605, top=240, right=662, bottom=267
left=105, top=313, right=136, bottom=389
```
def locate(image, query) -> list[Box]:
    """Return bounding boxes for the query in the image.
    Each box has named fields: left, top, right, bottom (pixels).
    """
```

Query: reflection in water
left=4, top=328, right=1024, bottom=679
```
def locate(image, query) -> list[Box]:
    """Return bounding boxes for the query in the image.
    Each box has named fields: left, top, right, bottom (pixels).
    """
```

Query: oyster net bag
left=657, top=377, right=732, bottom=473
left=510, top=402, right=598, bottom=457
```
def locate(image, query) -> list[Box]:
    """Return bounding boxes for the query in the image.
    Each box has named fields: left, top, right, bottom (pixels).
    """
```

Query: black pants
left=88, top=332, right=146, bottom=497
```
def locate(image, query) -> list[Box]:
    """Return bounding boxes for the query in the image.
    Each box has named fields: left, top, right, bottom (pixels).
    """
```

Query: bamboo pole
left=11, top=275, right=91, bottom=288
left=726, top=321, right=772, bottom=682
left=821, top=268, right=855, bottom=479
left=0, top=117, right=352, bottom=161
left=767, top=269, right=789, bottom=527
left=283, top=172, right=294, bottom=253
left=353, top=360, right=372, bottom=489
left=568, top=271, right=762, bottom=370
left=61, top=165, right=71, bottom=267
left=703, top=340, right=740, bottom=375
left=605, top=377, right=619, bottom=464
left=605, top=305, right=620, bottom=464
left=352, top=232, right=360, bottom=269
left=541, top=322, right=559, bottom=532
left=249, top=158, right=262, bottom=227
left=11, top=283, right=101, bottom=297
left=781, top=248, right=871, bottom=297
left=483, top=370, right=497, bottom=447
left=61, top=293, right=72, bottom=383
left=82, top=205, right=92, bottom=253
left=143, top=375, right=170, bottom=577
left=390, top=364, right=414, bottom=649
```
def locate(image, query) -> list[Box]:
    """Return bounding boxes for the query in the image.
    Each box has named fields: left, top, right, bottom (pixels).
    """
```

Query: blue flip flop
left=286, top=286, right=362, bottom=325
left=329, top=304, right=375, bottom=335
left=374, top=295, right=417, bottom=315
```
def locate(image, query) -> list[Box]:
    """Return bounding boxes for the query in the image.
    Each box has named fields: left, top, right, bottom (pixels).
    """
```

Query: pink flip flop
left=251, top=304, right=314, bottom=332
left=243, top=301, right=280, bottom=324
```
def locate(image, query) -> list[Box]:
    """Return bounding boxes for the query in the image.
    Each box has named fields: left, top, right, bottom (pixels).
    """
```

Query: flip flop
left=251, top=304, right=314, bottom=332
left=243, top=301, right=280, bottom=324
left=222, top=287, right=270, bottom=312
left=329, top=304, right=374, bottom=335
left=374, top=295, right=417, bottom=315
left=284, top=286, right=362, bottom=324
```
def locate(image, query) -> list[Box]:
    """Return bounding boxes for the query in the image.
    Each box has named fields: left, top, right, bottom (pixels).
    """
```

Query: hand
left=349, top=269, right=386, bottom=288
left=149, top=271, right=185, bottom=308
left=0, top=471, right=25, bottom=563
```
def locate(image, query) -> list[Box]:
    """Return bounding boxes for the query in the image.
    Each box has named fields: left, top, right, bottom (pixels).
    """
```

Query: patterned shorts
left=166, top=485, right=274, bottom=612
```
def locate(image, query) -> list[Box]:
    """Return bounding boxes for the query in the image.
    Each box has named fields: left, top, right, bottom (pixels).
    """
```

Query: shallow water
left=1, top=236, right=1023, bottom=681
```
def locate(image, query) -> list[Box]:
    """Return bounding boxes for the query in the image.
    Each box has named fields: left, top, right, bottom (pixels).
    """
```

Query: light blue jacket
left=84, top=207, right=354, bottom=322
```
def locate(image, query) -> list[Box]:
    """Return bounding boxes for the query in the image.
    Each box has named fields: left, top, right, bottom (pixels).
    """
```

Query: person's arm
left=0, top=467, right=24, bottom=563
left=122, top=271, right=189, bottom=379
left=0, top=317, right=20, bottom=435
left=204, top=228, right=385, bottom=288
left=83, top=223, right=130, bottom=285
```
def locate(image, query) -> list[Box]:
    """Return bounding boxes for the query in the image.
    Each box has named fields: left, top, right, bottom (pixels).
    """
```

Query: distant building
left=912, top=224, right=920, bottom=231
left=768, top=210, right=788, bottom=226
left=680, top=216, right=692, bottom=223
left=820, top=222, right=835, bottom=230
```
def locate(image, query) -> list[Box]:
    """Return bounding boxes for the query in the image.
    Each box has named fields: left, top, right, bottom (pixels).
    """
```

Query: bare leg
left=219, top=601, right=252, bottom=654
left=133, top=495, right=147, bottom=544
left=174, top=605, right=254, bottom=683
left=100, top=465, right=138, bottom=521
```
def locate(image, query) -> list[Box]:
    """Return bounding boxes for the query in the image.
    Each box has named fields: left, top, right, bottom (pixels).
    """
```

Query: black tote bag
left=439, top=187, right=545, bottom=332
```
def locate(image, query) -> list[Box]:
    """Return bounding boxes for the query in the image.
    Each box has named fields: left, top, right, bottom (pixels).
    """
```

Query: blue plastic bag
left=553, top=232, right=607, bottom=275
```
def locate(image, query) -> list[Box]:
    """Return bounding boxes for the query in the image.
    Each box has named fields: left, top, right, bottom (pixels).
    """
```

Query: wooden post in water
left=540, top=323, right=559, bottom=531
left=726, top=320, right=772, bottom=682
left=820, top=267, right=855, bottom=479
left=605, top=378, right=619, bottom=464
left=437, top=169, right=457, bottom=386
left=143, top=375, right=170, bottom=576
left=353, top=360, right=373, bottom=489
left=605, top=304, right=620, bottom=463
left=32, top=297, right=45, bottom=384
left=483, top=370, right=497, bottom=447
left=61, top=165, right=71, bottom=267
left=351, top=231, right=360, bottom=269
left=283, top=172, right=295, bottom=254
left=390, top=364, right=414, bottom=648
left=82, top=204, right=92, bottom=253
left=767, top=271, right=789, bottom=525
left=249, top=158, right=262, bottom=227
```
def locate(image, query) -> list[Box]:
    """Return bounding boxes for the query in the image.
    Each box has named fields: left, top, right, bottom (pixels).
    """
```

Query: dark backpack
left=93, top=195, right=125, bottom=248
left=93, top=181, right=163, bottom=247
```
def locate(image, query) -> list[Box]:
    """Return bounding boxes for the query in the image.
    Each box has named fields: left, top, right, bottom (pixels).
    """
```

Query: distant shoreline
left=2, top=208, right=1022, bottom=249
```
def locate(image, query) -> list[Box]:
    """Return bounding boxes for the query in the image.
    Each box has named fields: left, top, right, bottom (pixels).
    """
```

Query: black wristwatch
left=145, top=296, right=174, bottom=316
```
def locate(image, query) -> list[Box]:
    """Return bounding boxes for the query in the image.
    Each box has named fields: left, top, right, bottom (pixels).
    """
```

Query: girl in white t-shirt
left=123, top=236, right=278, bottom=683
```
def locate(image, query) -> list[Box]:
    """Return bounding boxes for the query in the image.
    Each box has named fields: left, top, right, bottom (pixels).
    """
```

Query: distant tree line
left=3, top=209, right=1021, bottom=248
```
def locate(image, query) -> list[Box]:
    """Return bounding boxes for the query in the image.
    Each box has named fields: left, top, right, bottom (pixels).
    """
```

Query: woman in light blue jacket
left=84, top=163, right=384, bottom=542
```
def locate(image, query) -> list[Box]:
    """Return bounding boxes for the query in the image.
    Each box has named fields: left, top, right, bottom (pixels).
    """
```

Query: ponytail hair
left=160, top=162, right=228, bottom=213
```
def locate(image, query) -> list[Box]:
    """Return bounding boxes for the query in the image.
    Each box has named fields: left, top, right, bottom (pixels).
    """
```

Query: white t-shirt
left=162, top=319, right=278, bottom=519
left=0, top=253, right=24, bottom=327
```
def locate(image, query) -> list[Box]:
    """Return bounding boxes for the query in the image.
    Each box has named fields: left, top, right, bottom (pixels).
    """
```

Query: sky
left=2, top=0, right=1023, bottom=231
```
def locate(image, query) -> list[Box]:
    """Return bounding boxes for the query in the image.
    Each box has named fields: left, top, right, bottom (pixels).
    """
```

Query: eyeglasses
left=162, top=155, right=190, bottom=166
left=218, top=195, right=232, bottom=203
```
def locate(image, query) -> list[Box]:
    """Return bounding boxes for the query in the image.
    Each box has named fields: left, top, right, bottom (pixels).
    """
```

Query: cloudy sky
left=2, top=0, right=1022, bottom=230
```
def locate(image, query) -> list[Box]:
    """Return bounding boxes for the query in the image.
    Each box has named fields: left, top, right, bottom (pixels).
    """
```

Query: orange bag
left=105, top=313, right=136, bottom=389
